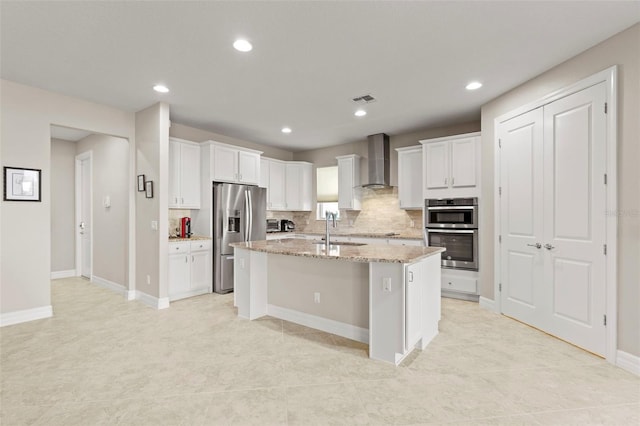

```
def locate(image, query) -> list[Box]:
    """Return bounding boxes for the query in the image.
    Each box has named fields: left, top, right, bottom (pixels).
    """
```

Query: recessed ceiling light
left=233, top=39, right=253, bottom=52
left=465, top=81, right=482, bottom=91
left=281, top=127, right=292, bottom=134
left=354, top=109, right=367, bottom=117
left=153, top=84, right=169, bottom=93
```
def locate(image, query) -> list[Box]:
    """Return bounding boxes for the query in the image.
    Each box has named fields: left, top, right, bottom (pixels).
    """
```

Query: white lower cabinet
left=169, top=240, right=212, bottom=301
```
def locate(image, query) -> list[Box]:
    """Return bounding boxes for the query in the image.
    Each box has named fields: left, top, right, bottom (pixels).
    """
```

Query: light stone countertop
left=168, top=235, right=211, bottom=242
left=267, top=231, right=423, bottom=240
left=230, top=238, right=444, bottom=264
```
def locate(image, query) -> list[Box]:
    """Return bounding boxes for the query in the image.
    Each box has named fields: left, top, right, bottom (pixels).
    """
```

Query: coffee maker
left=180, top=217, right=192, bottom=238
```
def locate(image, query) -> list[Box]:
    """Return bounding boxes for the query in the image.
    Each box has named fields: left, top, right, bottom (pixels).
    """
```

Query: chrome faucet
left=325, top=212, right=337, bottom=246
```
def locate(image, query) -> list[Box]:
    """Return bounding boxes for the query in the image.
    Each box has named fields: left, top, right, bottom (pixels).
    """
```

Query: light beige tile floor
left=1, top=277, right=638, bottom=425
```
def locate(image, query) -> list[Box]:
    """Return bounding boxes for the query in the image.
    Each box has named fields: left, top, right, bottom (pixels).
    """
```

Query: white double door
left=499, top=83, right=607, bottom=356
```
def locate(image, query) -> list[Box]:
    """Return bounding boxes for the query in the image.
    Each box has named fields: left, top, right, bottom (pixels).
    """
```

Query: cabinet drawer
left=441, top=275, right=477, bottom=294
left=169, top=242, right=190, bottom=254
left=190, top=240, right=211, bottom=252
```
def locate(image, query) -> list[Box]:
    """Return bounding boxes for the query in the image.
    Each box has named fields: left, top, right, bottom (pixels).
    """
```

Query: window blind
left=316, top=166, right=338, bottom=202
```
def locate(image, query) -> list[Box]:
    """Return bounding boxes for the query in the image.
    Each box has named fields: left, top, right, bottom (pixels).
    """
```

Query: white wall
left=480, top=24, right=640, bottom=356
left=170, top=122, right=293, bottom=161
left=0, top=79, right=135, bottom=318
left=50, top=138, right=77, bottom=273
left=135, top=103, right=170, bottom=300
left=77, top=134, right=129, bottom=286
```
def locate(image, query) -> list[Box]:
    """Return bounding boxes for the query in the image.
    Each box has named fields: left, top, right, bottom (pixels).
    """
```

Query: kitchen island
left=230, top=238, right=445, bottom=365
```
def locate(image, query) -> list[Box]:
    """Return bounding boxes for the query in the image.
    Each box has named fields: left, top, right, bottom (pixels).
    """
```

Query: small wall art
left=3, top=167, right=41, bottom=202
left=145, top=180, right=154, bottom=198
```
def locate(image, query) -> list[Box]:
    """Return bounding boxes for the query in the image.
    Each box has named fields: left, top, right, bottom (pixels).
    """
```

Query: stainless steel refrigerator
left=212, top=182, right=266, bottom=293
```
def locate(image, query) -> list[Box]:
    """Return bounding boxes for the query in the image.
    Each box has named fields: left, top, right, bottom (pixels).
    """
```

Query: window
left=316, top=166, right=340, bottom=220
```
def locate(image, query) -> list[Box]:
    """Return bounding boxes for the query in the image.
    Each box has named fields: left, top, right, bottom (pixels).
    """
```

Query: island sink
left=313, top=241, right=367, bottom=247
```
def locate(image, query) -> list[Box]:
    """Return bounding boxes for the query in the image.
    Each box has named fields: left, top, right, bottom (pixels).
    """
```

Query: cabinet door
left=268, top=160, right=286, bottom=210
left=168, top=253, right=190, bottom=300
left=285, top=163, right=302, bottom=210
left=259, top=158, right=269, bottom=189
left=190, top=249, right=211, bottom=292
left=398, top=148, right=423, bottom=209
left=168, top=141, right=181, bottom=207
left=337, top=157, right=355, bottom=210
left=450, top=138, right=476, bottom=188
left=424, top=142, right=449, bottom=189
left=405, top=262, right=422, bottom=350
left=212, top=145, right=239, bottom=182
left=180, top=143, right=201, bottom=208
left=238, top=151, right=260, bottom=185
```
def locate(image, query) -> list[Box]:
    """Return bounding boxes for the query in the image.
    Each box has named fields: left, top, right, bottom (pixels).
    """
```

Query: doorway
left=50, top=125, right=131, bottom=298
left=76, top=151, right=92, bottom=278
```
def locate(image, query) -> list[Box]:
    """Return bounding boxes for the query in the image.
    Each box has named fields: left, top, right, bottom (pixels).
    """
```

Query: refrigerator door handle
left=244, top=190, right=249, bottom=241
left=247, top=189, right=253, bottom=241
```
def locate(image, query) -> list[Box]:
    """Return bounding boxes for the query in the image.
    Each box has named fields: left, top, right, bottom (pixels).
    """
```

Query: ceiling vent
left=352, top=94, right=377, bottom=104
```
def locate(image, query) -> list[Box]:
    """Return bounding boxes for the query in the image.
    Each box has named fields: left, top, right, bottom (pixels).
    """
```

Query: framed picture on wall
left=145, top=180, right=154, bottom=198
left=3, top=167, right=41, bottom=202
left=137, top=174, right=146, bottom=192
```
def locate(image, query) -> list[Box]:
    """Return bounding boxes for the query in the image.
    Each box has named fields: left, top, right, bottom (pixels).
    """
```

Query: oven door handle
left=426, top=206, right=477, bottom=210
left=426, top=229, right=476, bottom=234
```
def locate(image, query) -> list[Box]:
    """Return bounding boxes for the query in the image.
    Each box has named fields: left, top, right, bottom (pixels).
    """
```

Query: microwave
left=266, top=219, right=280, bottom=233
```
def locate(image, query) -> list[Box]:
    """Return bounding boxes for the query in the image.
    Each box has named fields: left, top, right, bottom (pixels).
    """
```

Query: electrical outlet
left=151, top=220, right=158, bottom=230
left=146, top=275, right=151, bottom=285
left=383, top=278, right=392, bottom=292
left=314, top=292, right=320, bottom=303
left=410, top=219, right=415, bottom=227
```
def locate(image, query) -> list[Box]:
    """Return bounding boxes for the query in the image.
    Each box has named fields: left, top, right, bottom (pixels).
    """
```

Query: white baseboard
left=0, top=305, right=53, bottom=327
left=617, top=350, right=640, bottom=376
left=51, top=270, right=76, bottom=280
left=267, top=304, right=369, bottom=344
left=91, top=275, right=127, bottom=296
left=136, top=291, right=170, bottom=310
left=479, top=296, right=496, bottom=312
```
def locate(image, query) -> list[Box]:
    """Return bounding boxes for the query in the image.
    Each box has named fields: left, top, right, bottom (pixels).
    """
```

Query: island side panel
left=267, top=254, right=369, bottom=342
left=234, top=248, right=268, bottom=320
left=369, top=262, right=406, bottom=365
left=420, top=254, right=442, bottom=350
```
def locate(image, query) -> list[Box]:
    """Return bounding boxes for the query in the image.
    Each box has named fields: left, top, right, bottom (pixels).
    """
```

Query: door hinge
left=499, top=139, right=502, bottom=148
left=603, top=315, right=607, bottom=326
left=499, top=187, right=502, bottom=196
left=604, top=174, right=607, bottom=185
left=499, top=283, right=502, bottom=292
left=499, top=235, right=502, bottom=243
left=604, top=103, right=608, bottom=114
left=603, top=244, right=607, bottom=255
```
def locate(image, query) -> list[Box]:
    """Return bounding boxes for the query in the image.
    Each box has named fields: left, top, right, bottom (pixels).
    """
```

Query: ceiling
left=2, top=2, right=638, bottom=152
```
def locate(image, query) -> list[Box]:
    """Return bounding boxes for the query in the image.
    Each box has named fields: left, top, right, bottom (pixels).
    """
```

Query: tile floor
left=1, top=277, right=638, bottom=425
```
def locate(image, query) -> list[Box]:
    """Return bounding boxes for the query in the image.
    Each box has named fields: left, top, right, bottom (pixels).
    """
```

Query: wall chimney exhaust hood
left=362, top=133, right=390, bottom=188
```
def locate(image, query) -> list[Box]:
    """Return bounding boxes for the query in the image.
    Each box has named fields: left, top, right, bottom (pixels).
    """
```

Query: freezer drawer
left=215, top=254, right=235, bottom=293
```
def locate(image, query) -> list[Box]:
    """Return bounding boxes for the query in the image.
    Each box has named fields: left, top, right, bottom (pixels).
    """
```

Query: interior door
left=78, top=154, right=92, bottom=278
left=542, top=83, right=607, bottom=355
left=500, top=108, right=545, bottom=327
left=499, top=83, right=608, bottom=356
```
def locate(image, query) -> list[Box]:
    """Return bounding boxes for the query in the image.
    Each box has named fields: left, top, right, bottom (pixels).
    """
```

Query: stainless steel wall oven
left=424, top=198, right=479, bottom=271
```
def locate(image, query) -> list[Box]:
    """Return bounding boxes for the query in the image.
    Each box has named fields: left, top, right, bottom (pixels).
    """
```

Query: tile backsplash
left=291, top=187, right=423, bottom=237
left=169, top=209, right=191, bottom=236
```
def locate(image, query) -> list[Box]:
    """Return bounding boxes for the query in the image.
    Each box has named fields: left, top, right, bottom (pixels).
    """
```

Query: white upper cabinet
left=336, top=154, right=361, bottom=210
left=285, top=162, right=313, bottom=211
left=420, top=132, right=480, bottom=198
left=210, top=141, right=262, bottom=185
left=267, top=159, right=286, bottom=210
left=262, top=158, right=312, bottom=211
left=396, top=145, right=423, bottom=209
left=169, top=137, right=201, bottom=209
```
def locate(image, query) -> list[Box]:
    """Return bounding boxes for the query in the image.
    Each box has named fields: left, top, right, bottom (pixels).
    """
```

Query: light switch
left=383, top=277, right=392, bottom=292
left=151, top=221, right=158, bottom=230
left=103, top=195, right=111, bottom=208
